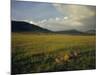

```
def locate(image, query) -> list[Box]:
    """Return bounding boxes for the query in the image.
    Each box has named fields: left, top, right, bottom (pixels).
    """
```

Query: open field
left=12, top=33, right=96, bottom=74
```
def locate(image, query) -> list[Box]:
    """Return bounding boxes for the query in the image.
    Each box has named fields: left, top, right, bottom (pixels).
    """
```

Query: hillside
left=11, top=21, right=51, bottom=32
left=55, top=29, right=85, bottom=35
left=85, top=30, right=96, bottom=34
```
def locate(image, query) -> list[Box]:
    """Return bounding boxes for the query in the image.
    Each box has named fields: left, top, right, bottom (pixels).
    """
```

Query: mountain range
left=11, top=21, right=95, bottom=35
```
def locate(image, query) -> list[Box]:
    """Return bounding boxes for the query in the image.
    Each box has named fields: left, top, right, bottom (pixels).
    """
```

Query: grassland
left=11, top=32, right=96, bottom=74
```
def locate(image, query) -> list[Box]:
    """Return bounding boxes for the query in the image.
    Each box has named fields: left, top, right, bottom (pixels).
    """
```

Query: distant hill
left=55, top=29, right=85, bottom=35
left=12, top=21, right=95, bottom=35
left=85, top=30, right=96, bottom=34
left=11, top=21, right=51, bottom=32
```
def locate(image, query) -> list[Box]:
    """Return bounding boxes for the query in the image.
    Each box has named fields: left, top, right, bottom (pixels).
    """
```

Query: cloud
left=64, top=16, right=68, bottom=20
left=40, top=19, right=47, bottom=23
left=51, top=4, right=96, bottom=31
left=55, top=17, right=60, bottom=21
left=32, top=4, right=96, bottom=31
left=53, top=4, right=95, bottom=18
left=37, top=16, right=83, bottom=31
left=49, top=18, right=53, bottom=21
left=22, top=20, right=38, bottom=25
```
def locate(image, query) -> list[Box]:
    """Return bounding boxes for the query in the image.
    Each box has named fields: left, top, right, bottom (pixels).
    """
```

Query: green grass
left=12, top=32, right=96, bottom=74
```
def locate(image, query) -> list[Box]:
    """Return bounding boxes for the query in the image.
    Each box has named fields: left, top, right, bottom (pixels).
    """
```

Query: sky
left=11, top=0, right=96, bottom=31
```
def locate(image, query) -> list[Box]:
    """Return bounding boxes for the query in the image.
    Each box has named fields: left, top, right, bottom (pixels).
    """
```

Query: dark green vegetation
left=12, top=33, right=96, bottom=74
